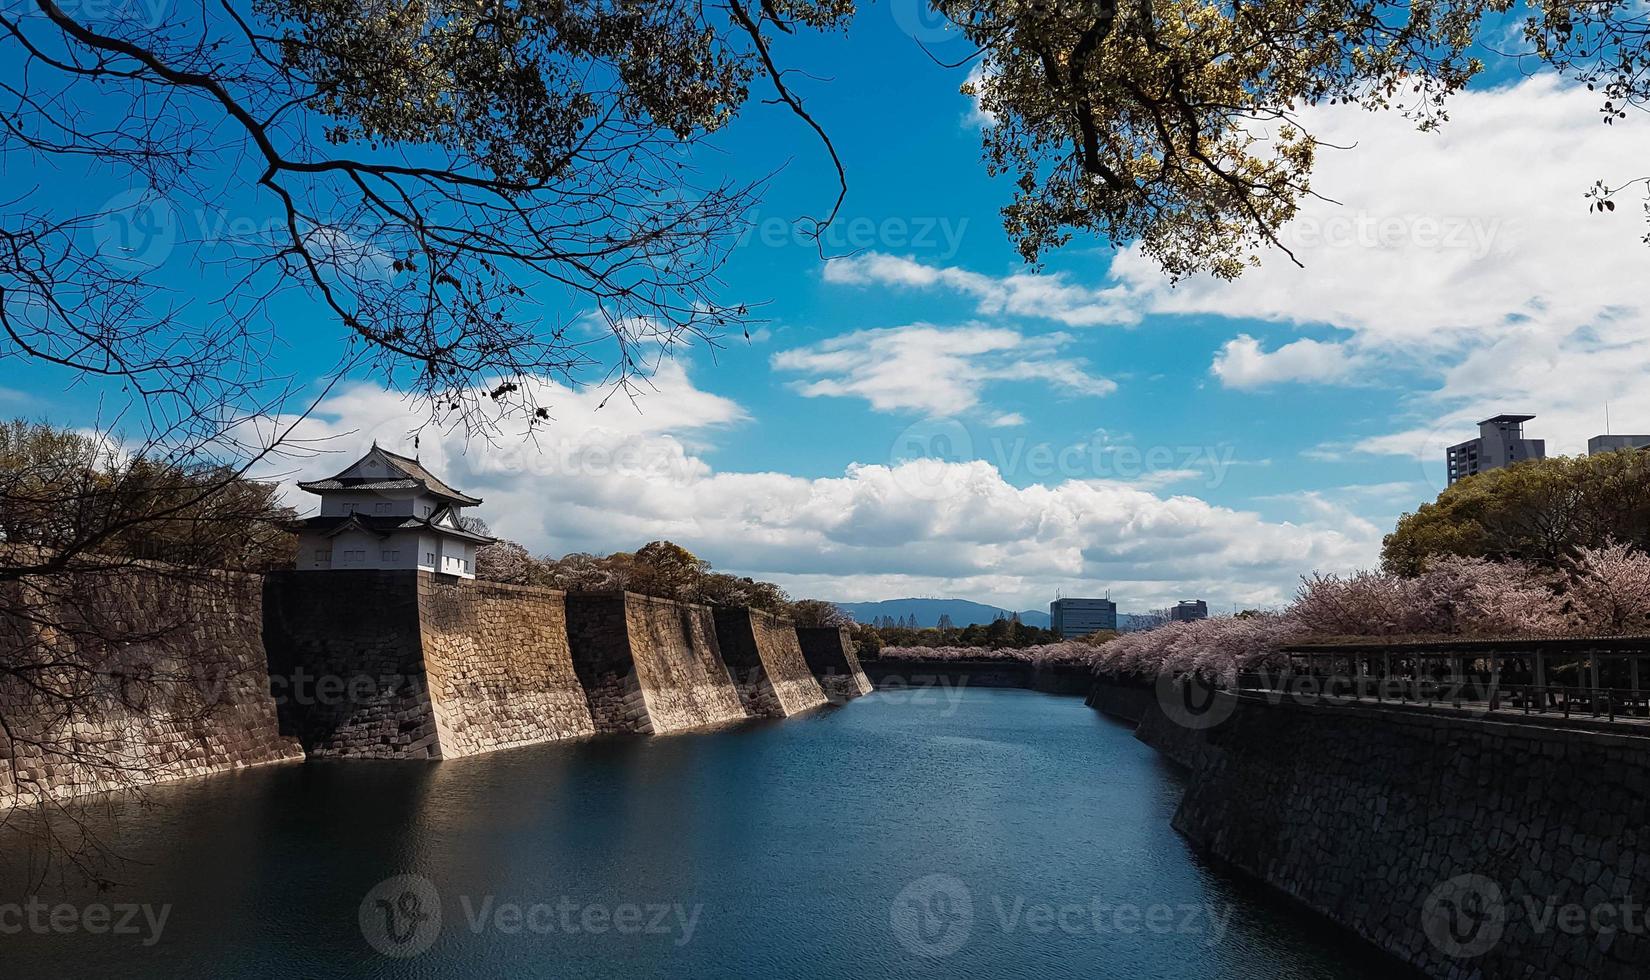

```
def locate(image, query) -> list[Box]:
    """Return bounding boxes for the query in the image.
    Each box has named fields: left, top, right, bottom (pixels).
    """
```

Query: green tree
left=1382, top=451, right=1650, bottom=574
left=0, top=419, right=297, bottom=572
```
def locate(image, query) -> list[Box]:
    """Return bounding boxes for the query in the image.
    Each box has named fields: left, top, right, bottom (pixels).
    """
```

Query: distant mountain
left=833, top=598, right=1051, bottom=629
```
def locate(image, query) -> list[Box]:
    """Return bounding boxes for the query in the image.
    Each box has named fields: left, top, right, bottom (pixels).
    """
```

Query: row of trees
left=1096, top=544, right=1650, bottom=682
left=858, top=618, right=1067, bottom=651
left=0, top=420, right=298, bottom=574
left=475, top=536, right=853, bottom=628
left=876, top=639, right=1107, bottom=668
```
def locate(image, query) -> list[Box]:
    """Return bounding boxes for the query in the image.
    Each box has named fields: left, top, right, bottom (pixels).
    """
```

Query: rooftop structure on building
left=1588, top=434, right=1650, bottom=456
left=1169, top=600, right=1208, bottom=622
left=293, top=444, right=493, bottom=578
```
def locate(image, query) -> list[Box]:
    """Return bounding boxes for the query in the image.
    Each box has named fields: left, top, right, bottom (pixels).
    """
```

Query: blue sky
left=8, top=7, right=1650, bottom=613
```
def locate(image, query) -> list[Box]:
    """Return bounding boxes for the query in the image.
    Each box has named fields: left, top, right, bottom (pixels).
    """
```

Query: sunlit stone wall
left=1, top=566, right=301, bottom=805
left=714, top=607, right=827, bottom=717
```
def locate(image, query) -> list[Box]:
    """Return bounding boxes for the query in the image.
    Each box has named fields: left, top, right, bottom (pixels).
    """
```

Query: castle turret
left=292, top=445, right=494, bottom=578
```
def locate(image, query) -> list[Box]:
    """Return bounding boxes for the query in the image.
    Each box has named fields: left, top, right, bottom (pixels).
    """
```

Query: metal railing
left=1232, top=671, right=1650, bottom=724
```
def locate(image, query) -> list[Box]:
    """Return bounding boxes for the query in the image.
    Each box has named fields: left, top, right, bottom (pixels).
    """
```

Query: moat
left=1, top=688, right=1412, bottom=979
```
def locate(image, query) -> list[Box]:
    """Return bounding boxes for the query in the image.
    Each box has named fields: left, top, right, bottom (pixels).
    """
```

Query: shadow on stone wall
left=713, top=607, right=827, bottom=717
left=794, top=626, right=874, bottom=704
left=1094, top=670, right=1650, bottom=980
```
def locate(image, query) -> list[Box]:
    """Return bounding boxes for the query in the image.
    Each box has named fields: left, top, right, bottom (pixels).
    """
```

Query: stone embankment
left=1091, top=671, right=1650, bottom=980
left=713, top=607, right=828, bottom=717
left=1, top=566, right=302, bottom=805
left=565, top=591, right=747, bottom=734
left=3, top=568, right=879, bottom=804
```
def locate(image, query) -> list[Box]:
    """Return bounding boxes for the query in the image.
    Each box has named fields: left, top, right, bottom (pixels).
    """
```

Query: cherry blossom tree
left=1564, top=541, right=1650, bottom=635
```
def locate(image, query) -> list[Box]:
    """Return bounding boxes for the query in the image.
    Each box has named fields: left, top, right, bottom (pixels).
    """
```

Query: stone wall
left=564, top=592, right=652, bottom=733
left=1, top=566, right=301, bottom=805
left=1170, top=694, right=1650, bottom=980
left=1084, top=673, right=1154, bottom=723
left=267, top=572, right=603, bottom=757
left=795, top=626, right=874, bottom=703
left=713, top=608, right=827, bottom=717
left=566, top=592, right=748, bottom=734
left=416, top=576, right=594, bottom=755
left=9, top=565, right=883, bottom=801
left=263, top=569, right=443, bottom=758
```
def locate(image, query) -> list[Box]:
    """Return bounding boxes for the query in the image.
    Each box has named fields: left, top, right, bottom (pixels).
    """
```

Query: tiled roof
left=296, top=513, right=495, bottom=544
left=375, top=446, right=482, bottom=505
left=296, top=478, right=422, bottom=493
left=297, top=446, right=483, bottom=505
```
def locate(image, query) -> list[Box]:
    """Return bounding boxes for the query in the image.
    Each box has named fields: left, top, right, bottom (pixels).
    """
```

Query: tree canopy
left=1381, top=450, right=1650, bottom=574
left=0, top=419, right=297, bottom=574
left=474, top=535, right=835, bottom=619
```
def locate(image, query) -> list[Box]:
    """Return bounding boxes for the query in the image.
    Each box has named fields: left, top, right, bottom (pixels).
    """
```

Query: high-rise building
left=1169, top=600, right=1208, bottom=622
left=1050, top=597, right=1117, bottom=637
left=1445, top=414, right=1545, bottom=485
left=1588, top=434, right=1650, bottom=455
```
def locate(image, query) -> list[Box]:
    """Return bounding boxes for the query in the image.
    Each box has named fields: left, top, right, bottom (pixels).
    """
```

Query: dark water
left=1, top=688, right=1412, bottom=979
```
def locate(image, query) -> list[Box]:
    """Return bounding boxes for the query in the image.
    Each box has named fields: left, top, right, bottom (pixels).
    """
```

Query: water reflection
left=0, top=689, right=1417, bottom=979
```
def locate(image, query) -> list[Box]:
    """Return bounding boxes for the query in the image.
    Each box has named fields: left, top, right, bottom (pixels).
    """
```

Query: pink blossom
left=1564, top=540, right=1650, bottom=635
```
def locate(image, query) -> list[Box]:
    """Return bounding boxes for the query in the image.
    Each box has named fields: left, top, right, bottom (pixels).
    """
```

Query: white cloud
left=826, top=75, right=1650, bottom=454
left=1211, top=334, right=1365, bottom=389
left=770, top=323, right=1114, bottom=416
left=823, top=254, right=1139, bottom=327
left=261, top=369, right=1379, bottom=610
left=962, top=62, right=996, bottom=129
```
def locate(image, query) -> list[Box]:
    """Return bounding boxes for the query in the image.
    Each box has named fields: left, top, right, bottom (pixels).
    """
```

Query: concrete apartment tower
left=293, top=444, right=494, bottom=577
left=1445, top=414, right=1545, bottom=485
